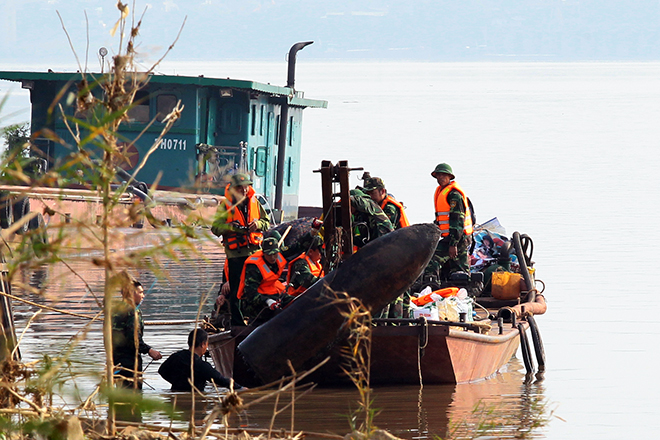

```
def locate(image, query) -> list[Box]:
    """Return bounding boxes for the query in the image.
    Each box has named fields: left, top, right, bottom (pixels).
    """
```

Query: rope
left=473, top=301, right=491, bottom=320
left=417, top=317, right=427, bottom=387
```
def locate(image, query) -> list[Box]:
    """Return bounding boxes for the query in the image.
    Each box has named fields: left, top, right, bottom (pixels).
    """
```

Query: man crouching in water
left=159, top=328, right=245, bottom=392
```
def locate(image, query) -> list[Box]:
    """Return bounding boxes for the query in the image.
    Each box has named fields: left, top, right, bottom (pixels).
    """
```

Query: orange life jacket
left=380, top=195, right=410, bottom=229
left=286, top=253, right=324, bottom=296
left=222, top=183, right=264, bottom=250
left=237, top=250, right=286, bottom=299
left=434, top=182, right=473, bottom=237
left=411, top=287, right=460, bottom=306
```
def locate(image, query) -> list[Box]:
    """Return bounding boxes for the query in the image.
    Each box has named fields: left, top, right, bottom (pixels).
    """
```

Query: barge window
left=274, top=115, right=280, bottom=145
left=260, top=105, right=265, bottom=136
left=127, top=91, right=150, bottom=123
left=250, top=105, right=256, bottom=136
left=288, top=116, right=294, bottom=146
left=156, top=94, right=177, bottom=123
left=287, top=157, right=293, bottom=186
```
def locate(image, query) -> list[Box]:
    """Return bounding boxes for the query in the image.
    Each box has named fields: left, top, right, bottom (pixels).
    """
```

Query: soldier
left=237, top=236, right=287, bottom=325
left=350, top=188, right=394, bottom=250
left=363, top=177, right=411, bottom=319
left=112, top=272, right=162, bottom=390
left=286, top=235, right=324, bottom=297
left=425, top=163, right=474, bottom=282
left=363, top=177, right=411, bottom=230
left=211, top=173, right=270, bottom=326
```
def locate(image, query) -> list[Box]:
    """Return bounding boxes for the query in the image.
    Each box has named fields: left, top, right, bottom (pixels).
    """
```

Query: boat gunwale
left=447, top=320, right=525, bottom=344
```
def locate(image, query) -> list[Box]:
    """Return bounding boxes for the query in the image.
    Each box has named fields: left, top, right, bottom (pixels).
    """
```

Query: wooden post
left=0, top=251, right=19, bottom=362
left=315, top=160, right=364, bottom=272
left=336, top=161, right=353, bottom=257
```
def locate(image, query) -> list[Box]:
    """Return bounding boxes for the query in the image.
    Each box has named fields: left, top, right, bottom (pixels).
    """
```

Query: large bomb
left=238, top=223, right=441, bottom=384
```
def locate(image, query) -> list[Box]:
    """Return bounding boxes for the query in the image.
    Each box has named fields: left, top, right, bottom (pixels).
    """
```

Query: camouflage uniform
left=379, top=197, right=411, bottom=318
left=363, top=178, right=410, bottom=319
left=240, top=260, right=283, bottom=324
left=350, top=189, right=394, bottom=249
left=425, top=188, right=473, bottom=281
left=381, top=203, right=402, bottom=230
left=112, top=301, right=151, bottom=389
left=288, top=257, right=321, bottom=293
left=211, top=174, right=270, bottom=326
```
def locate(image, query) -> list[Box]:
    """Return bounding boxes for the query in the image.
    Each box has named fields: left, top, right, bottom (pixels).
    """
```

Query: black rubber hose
left=513, top=232, right=535, bottom=300
left=517, top=322, right=534, bottom=374
left=520, top=233, right=534, bottom=265
left=12, top=198, right=30, bottom=235
left=526, top=315, right=546, bottom=372
left=0, top=192, right=12, bottom=230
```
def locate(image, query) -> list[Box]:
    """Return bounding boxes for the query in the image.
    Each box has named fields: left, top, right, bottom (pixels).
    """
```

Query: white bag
left=411, top=302, right=439, bottom=321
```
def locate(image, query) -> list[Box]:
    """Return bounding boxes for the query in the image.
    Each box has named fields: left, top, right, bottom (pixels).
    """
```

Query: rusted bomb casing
left=237, top=223, right=441, bottom=385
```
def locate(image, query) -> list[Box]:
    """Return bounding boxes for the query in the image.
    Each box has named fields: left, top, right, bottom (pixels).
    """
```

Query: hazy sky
left=2, top=0, right=660, bottom=65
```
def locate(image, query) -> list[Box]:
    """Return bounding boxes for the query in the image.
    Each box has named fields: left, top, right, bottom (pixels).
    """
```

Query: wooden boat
left=206, top=163, right=548, bottom=387
left=208, top=298, right=544, bottom=387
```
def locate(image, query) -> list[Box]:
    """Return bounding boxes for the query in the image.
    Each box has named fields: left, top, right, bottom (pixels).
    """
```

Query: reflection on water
left=10, top=235, right=549, bottom=439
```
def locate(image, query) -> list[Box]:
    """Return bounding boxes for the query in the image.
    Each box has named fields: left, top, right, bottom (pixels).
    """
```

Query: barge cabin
left=0, top=67, right=327, bottom=222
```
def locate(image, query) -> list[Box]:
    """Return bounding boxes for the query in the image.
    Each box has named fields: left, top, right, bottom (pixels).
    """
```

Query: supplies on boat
left=412, top=301, right=440, bottom=321
left=411, top=286, right=460, bottom=306
left=491, top=270, right=524, bottom=300
left=490, top=267, right=536, bottom=300
left=410, top=286, right=474, bottom=322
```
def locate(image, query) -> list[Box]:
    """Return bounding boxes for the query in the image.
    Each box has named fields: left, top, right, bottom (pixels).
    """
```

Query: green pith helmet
left=230, top=173, right=253, bottom=187
left=262, top=237, right=280, bottom=255
left=363, top=177, right=385, bottom=191
left=431, top=163, right=455, bottom=180
left=310, top=235, right=324, bottom=251
left=350, top=188, right=367, bottom=198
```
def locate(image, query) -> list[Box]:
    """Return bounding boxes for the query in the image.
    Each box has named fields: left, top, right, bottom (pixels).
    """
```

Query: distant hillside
left=1, top=0, right=660, bottom=62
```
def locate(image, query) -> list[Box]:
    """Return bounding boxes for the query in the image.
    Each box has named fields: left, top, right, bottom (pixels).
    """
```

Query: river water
left=4, top=61, right=660, bottom=439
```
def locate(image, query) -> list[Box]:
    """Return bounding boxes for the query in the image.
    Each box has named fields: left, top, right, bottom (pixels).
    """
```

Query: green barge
left=0, top=44, right=326, bottom=223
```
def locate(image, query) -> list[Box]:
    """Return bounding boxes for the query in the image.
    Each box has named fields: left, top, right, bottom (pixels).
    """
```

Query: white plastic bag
left=411, top=301, right=439, bottom=321
left=436, top=297, right=460, bottom=321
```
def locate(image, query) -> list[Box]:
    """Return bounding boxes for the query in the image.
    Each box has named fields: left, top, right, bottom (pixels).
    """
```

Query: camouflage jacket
left=352, top=195, right=394, bottom=248
left=240, top=260, right=284, bottom=316
left=288, top=257, right=321, bottom=292
left=382, top=202, right=402, bottom=230
left=446, top=189, right=467, bottom=247
left=112, top=301, right=150, bottom=363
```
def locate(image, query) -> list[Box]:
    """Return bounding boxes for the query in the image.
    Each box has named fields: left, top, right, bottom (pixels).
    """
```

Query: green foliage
left=1, top=122, right=30, bottom=157
left=338, top=293, right=380, bottom=437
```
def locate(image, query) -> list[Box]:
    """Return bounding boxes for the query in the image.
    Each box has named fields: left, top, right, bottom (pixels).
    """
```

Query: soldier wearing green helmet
left=211, top=173, right=270, bottom=326
left=349, top=188, right=394, bottom=250
left=425, top=163, right=474, bottom=282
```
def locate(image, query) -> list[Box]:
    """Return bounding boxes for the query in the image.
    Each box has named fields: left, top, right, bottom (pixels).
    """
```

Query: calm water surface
left=6, top=61, right=660, bottom=439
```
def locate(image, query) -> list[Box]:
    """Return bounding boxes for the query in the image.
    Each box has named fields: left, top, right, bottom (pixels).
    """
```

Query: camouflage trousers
left=374, top=289, right=412, bottom=320
left=423, top=235, right=473, bottom=283
left=240, top=293, right=279, bottom=326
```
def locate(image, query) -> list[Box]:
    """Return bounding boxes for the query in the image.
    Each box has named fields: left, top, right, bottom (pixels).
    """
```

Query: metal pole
left=275, top=41, right=314, bottom=216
